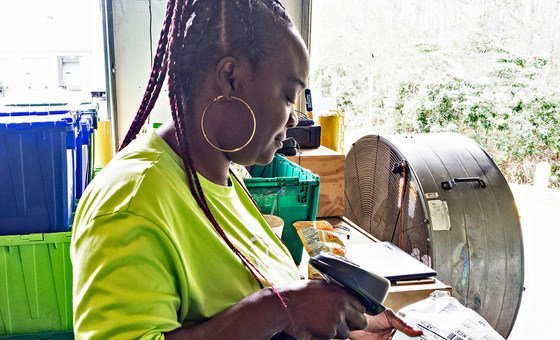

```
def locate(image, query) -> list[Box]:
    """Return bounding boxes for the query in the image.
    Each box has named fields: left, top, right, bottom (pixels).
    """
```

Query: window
left=310, top=0, right=560, bottom=187
left=0, top=0, right=106, bottom=107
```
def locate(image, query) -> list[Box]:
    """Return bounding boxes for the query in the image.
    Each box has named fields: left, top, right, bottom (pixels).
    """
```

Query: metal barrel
left=344, top=132, right=524, bottom=337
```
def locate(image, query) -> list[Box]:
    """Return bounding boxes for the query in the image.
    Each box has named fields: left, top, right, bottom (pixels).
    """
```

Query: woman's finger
left=335, top=318, right=350, bottom=339
left=384, top=309, right=423, bottom=337
left=345, top=307, right=368, bottom=331
left=347, top=295, right=367, bottom=314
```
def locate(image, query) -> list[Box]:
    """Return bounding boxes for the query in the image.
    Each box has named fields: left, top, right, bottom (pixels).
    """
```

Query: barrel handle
left=441, top=177, right=486, bottom=190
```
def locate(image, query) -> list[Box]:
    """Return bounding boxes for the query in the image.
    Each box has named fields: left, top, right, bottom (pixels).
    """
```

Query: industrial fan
left=344, top=133, right=524, bottom=338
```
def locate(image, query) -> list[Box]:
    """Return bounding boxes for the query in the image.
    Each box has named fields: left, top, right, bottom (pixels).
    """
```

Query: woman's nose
left=287, top=108, right=298, bottom=128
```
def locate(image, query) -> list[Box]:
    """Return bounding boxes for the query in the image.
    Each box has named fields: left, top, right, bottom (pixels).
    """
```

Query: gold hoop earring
left=201, top=95, right=257, bottom=153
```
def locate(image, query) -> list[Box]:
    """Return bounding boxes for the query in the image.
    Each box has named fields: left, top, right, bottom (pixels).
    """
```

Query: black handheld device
left=276, top=137, right=298, bottom=156
left=309, top=252, right=390, bottom=316
left=304, top=89, right=313, bottom=112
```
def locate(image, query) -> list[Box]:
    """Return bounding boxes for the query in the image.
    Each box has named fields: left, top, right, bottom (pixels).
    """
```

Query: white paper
left=393, top=291, right=504, bottom=340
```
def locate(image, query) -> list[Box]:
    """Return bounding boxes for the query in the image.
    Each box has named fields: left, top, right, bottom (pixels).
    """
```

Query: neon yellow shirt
left=71, top=132, right=300, bottom=339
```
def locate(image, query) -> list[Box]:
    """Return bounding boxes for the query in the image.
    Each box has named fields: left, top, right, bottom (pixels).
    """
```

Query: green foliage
left=394, top=59, right=560, bottom=187
left=311, top=0, right=560, bottom=188
left=416, top=43, right=439, bottom=54
left=498, top=58, right=526, bottom=68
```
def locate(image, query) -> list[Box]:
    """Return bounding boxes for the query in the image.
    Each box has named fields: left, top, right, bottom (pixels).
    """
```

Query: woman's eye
left=286, top=97, right=295, bottom=105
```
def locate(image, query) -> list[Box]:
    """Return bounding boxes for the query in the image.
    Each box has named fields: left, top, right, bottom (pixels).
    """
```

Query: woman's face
left=229, top=27, right=310, bottom=165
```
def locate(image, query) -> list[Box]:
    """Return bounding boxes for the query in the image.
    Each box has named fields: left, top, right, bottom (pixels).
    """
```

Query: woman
left=71, top=0, right=423, bottom=338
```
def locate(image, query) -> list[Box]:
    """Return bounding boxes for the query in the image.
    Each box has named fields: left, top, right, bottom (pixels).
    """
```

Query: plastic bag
left=293, top=220, right=346, bottom=279
left=393, top=291, right=504, bottom=340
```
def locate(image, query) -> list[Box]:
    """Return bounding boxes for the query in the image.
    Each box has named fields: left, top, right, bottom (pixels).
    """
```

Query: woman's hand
left=349, top=309, right=423, bottom=340
left=278, top=280, right=369, bottom=339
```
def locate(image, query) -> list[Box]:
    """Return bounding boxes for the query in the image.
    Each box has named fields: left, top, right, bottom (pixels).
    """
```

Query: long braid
left=168, top=0, right=196, bottom=191
left=169, top=0, right=216, bottom=204
left=120, top=0, right=176, bottom=150
left=122, top=0, right=295, bottom=312
left=168, top=0, right=288, bottom=295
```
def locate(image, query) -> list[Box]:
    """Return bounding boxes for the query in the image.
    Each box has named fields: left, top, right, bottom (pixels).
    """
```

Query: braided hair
left=120, top=0, right=295, bottom=305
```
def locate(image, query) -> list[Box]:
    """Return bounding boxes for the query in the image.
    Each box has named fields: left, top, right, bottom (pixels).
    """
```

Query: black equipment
left=309, top=252, right=390, bottom=316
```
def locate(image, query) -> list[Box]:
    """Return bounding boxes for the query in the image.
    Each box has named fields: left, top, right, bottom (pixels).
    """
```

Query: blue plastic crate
left=0, top=106, right=70, bottom=117
left=77, top=104, right=98, bottom=183
left=0, top=114, right=76, bottom=235
left=75, top=115, right=94, bottom=199
left=2, top=103, right=68, bottom=107
left=0, top=106, right=84, bottom=209
left=77, top=103, right=98, bottom=129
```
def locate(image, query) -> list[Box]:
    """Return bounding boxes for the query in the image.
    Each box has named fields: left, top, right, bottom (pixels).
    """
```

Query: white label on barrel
left=428, top=200, right=451, bottom=231
left=425, top=192, right=439, bottom=199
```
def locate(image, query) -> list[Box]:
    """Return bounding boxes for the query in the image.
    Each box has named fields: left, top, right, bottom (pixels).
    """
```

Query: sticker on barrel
left=428, top=199, right=451, bottom=231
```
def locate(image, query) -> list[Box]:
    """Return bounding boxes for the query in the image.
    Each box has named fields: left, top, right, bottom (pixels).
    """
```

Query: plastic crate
left=2, top=103, right=68, bottom=108
left=0, top=232, right=73, bottom=335
left=0, top=114, right=76, bottom=235
left=78, top=104, right=98, bottom=182
left=0, top=331, right=73, bottom=340
left=0, top=106, right=70, bottom=117
left=77, top=103, right=98, bottom=130
left=245, top=155, right=320, bottom=263
left=75, top=115, right=94, bottom=199
left=0, top=106, right=81, bottom=211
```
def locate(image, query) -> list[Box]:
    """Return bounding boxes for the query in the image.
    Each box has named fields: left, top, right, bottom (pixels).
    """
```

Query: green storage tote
left=245, top=155, right=320, bottom=264
left=0, top=331, right=73, bottom=339
left=0, top=232, right=73, bottom=335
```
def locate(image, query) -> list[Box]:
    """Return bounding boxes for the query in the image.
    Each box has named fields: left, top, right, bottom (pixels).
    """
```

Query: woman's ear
left=215, top=57, right=250, bottom=101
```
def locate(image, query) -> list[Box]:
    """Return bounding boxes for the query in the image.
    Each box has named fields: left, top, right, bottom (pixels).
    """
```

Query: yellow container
left=318, top=110, right=345, bottom=153
left=94, top=120, right=113, bottom=168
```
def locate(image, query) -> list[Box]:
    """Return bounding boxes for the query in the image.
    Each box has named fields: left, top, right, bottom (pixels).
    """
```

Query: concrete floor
left=507, top=184, right=560, bottom=339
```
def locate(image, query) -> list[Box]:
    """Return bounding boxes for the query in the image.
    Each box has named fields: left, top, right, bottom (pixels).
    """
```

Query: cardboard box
left=288, top=146, right=345, bottom=217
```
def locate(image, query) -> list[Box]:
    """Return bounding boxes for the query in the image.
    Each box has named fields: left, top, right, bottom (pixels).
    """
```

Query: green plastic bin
left=0, top=331, right=73, bottom=339
left=245, top=155, right=320, bottom=264
left=0, top=232, right=73, bottom=335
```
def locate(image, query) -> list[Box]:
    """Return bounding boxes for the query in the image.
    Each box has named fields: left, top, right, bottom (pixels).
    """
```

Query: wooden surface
left=300, top=216, right=452, bottom=312
left=287, top=146, right=345, bottom=217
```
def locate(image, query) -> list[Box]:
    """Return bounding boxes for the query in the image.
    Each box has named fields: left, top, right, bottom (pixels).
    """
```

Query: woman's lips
left=274, top=135, right=286, bottom=148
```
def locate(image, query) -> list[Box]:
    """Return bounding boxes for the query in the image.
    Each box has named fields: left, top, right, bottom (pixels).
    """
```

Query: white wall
left=112, top=0, right=304, bottom=143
